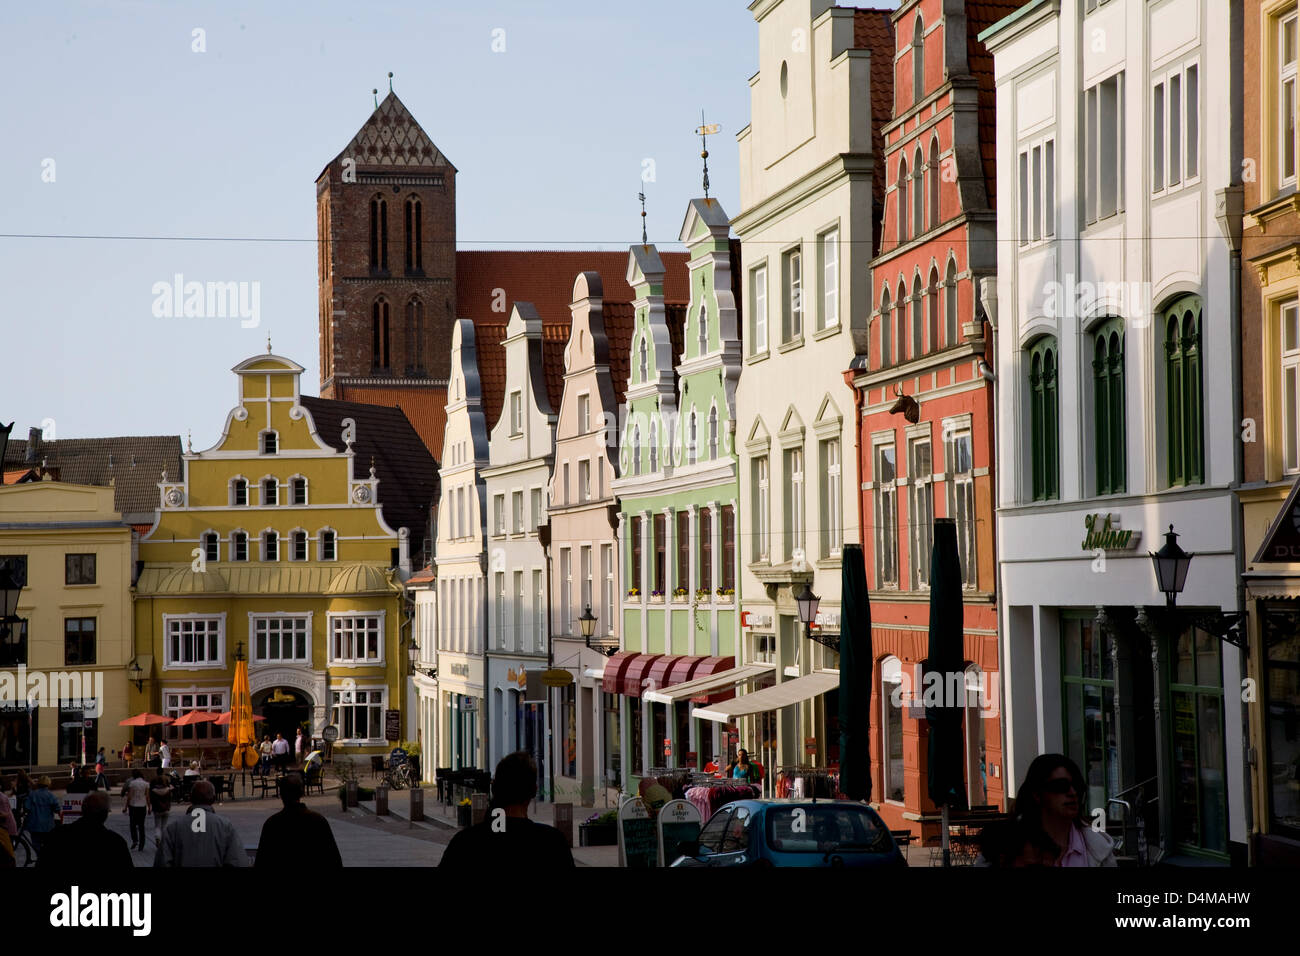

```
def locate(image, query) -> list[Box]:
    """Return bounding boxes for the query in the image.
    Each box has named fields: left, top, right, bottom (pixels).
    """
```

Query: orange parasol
left=227, top=657, right=259, bottom=769
left=170, top=710, right=220, bottom=727
left=119, top=713, right=174, bottom=726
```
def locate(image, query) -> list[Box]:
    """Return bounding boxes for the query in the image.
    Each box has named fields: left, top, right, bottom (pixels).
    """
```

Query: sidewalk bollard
left=471, top=792, right=489, bottom=826
left=410, top=786, right=424, bottom=822
left=346, top=780, right=358, bottom=808
left=554, top=803, right=574, bottom=847
left=376, top=784, right=389, bottom=816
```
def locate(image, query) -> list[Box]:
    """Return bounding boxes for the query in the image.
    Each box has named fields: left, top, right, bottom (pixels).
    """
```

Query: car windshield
left=765, top=806, right=890, bottom=853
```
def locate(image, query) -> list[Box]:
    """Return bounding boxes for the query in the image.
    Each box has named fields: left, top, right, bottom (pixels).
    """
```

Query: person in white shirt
left=159, top=740, right=172, bottom=768
left=120, top=769, right=151, bottom=851
left=271, top=733, right=290, bottom=772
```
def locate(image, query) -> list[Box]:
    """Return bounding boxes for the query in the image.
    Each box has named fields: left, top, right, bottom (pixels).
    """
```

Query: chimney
left=25, top=427, right=41, bottom=463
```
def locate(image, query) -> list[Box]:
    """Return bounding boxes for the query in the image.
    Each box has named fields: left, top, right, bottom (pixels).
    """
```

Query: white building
left=433, top=320, right=490, bottom=771
left=983, top=0, right=1245, bottom=863
left=482, top=303, right=555, bottom=783
left=408, top=565, right=437, bottom=783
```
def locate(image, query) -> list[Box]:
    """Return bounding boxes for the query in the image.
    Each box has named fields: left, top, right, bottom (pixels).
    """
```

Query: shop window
left=0, top=701, right=36, bottom=763
left=0, top=619, right=28, bottom=668
left=881, top=656, right=904, bottom=802
left=1170, top=627, right=1226, bottom=855
left=332, top=688, right=383, bottom=741
left=1061, top=614, right=1117, bottom=813
left=1262, top=606, right=1300, bottom=840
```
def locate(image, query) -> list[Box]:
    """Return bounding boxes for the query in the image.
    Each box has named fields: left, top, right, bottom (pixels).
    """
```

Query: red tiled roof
left=605, top=301, right=636, bottom=408
left=3, top=468, right=37, bottom=484
left=331, top=384, right=447, bottom=463
left=407, top=566, right=436, bottom=585
left=965, top=2, right=1032, bottom=208
left=854, top=8, right=898, bottom=232
left=455, top=251, right=690, bottom=432
left=131, top=523, right=153, bottom=537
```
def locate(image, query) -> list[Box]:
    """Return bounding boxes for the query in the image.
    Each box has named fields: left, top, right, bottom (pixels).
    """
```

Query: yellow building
left=0, top=481, right=133, bottom=767
left=132, top=353, right=414, bottom=758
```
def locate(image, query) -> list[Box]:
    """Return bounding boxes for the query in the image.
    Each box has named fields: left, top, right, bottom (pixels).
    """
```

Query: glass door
left=1168, top=626, right=1227, bottom=858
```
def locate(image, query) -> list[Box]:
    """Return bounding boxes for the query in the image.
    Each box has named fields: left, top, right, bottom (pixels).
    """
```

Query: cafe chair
left=304, top=765, right=324, bottom=796
left=370, top=756, right=385, bottom=780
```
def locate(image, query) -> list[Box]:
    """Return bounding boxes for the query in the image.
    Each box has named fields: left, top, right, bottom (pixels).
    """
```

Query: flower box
left=579, top=822, right=618, bottom=847
left=649, top=594, right=664, bottom=604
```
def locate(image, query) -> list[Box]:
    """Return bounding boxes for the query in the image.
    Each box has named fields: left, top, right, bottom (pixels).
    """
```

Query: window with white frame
left=260, top=430, right=278, bottom=455
left=820, top=438, right=842, bottom=558
left=262, top=530, right=279, bottom=562
left=331, top=687, right=383, bottom=741
left=262, top=478, right=278, bottom=506
left=819, top=228, right=839, bottom=330
left=560, top=548, right=572, bottom=637
left=909, top=437, right=934, bottom=590
left=319, top=529, right=336, bottom=561
left=632, top=426, right=642, bottom=476
left=252, top=615, right=309, bottom=662
left=945, top=423, right=977, bottom=589
left=782, top=248, right=803, bottom=342
left=1280, top=11, right=1297, bottom=191
left=329, top=614, right=382, bottom=663
left=513, top=570, right=524, bottom=649
left=1018, top=137, right=1055, bottom=245
left=231, top=478, right=248, bottom=507
left=1153, top=62, right=1199, bottom=193
left=578, top=460, right=591, bottom=503
left=1282, top=299, right=1300, bottom=473
left=291, top=477, right=307, bottom=505
left=291, top=530, right=307, bottom=562
left=753, top=455, right=770, bottom=562
left=1083, top=72, right=1124, bottom=225
left=649, top=422, right=659, bottom=472
left=784, top=446, right=805, bottom=561
left=581, top=545, right=593, bottom=612
left=708, top=407, right=719, bottom=460
left=531, top=487, right=543, bottom=530
left=578, top=393, right=591, bottom=433
left=512, top=490, right=524, bottom=533
left=601, top=544, right=614, bottom=635
left=232, top=531, right=248, bottom=562
left=494, top=572, right=506, bottom=649
left=874, top=442, right=898, bottom=588
left=688, top=412, right=698, bottom=465
left=510, top=391, right=523, bottom=436
left=165, top=616, right=224, bottom=667
left=165, top=691, right=224, bottom=741
left=751, top=265, right=768, bottom=354
left=898, top=157, right=910, bottom=244
left=639, top=336, right=649, bottom=382
left=533, top=569, right=546, bottom=649
left=203, top=532, right=219, bottom=563
left=494, top=494, right=506, bottom=536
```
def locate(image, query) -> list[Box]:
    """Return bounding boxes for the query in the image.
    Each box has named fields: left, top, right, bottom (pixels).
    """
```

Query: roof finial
left=186, top=430, right=192, bottom=454
left=638, top=186, right=648, bottom=246
left=266, top=332, right=272, bottom=354
left=695, top=110, right=720, bottom=199
left=388, top=71, right=394, bottom=93
left=373, top=87, right=379, bottom=109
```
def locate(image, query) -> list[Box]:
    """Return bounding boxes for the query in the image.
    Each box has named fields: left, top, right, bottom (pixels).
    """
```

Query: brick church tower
left=316, top=89, right=456, bottom=456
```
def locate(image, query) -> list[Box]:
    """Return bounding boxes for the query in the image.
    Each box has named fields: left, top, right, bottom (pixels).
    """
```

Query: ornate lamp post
left=794, top=581, right=821, bottom=641
left=1150, top=525, right=1193, bottom=608
left=579, top=604, right=598, bottom=649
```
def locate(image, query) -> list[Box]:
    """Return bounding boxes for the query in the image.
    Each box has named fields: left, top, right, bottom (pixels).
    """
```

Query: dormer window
left=260, top=431, right=278, bottom=455
left=510, top=391, right=523, bottom=436
left=262, top=478, right=278, bottom=506
left=232, top=478, right=248, bottom=507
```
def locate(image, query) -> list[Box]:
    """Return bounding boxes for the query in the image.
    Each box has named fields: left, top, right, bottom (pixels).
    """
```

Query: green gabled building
left=608, top=198, right=744, bottom=788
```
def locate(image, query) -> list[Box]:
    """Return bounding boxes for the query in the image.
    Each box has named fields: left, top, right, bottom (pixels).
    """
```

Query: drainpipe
left=842, top=369, right=866, bottom=546
left=1216, top=184, right=1251, bottom=863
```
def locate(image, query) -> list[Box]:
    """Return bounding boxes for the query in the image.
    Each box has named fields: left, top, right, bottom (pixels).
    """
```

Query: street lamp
left=127, top=659, right=144, bottom=692
left=794, top=581, right=820, bottom=634
left=579, top=604, right=597, bottom=649
left=408, top=638, right=420, bottom=665
left=0, top=566, right=23, bottom=656
left=1150, top=524, right=1193, bottom=608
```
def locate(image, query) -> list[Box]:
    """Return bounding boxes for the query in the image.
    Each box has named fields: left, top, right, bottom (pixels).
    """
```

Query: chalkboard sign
left=617, top=798, right=657, bottom=868
left=385, top=709, right=401, bottom=742
left=322, top=725, right=339, bottom=743
left=656, top=798, right=702, bottom=866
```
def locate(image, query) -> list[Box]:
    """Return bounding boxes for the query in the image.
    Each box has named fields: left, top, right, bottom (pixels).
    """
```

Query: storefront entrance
left=254, top=688, right=312, bottom=751
left=0, top=703, right=37, bottom=766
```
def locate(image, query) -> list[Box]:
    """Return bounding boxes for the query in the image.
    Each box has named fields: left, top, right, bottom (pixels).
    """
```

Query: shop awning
left=1243, top=572, right=1300, bottom=600
left=604, top=653, right=742, bottom=699
left=643, top=661, right=772, bottom=705
left=644, top=655, right=684, bottom=695
left=693, top=670, right=840, bottom=723
left=666, top=656, right=704, bottom=686
left=601, top=652, right=667, bottom=697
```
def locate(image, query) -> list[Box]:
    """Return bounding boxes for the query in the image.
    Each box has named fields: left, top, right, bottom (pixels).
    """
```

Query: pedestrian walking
left=158, top=739, right=171, bottom=769
left=23, top=777, right=63, bottom=856
left=37, top=791, right=132, bottom=870
left=271, top=733, right=290, bottom=772
left=120, top=769, right=150, bottom=851
left=254, top=772, right=341, bottom=869
left=439, top=751, right=574, bottom=869
left=121, top=740, right=134, bottom=768
left=258, top=735, right=273, bottom=776
left=153, top=780, right=246, bottom=867
left=0, top=776, right=18, bottom=868
left=148, top=771, right=172, bottom=848
left=94, top=748, right=108, bottom=789
left=144, top=736, right=160, bottom=768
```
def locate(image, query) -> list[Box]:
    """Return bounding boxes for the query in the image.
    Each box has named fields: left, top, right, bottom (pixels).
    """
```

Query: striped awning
left=603, top=652, right=739, bottom=699
left=693, top=670, right=840, bottom=723
left=643, top=661, right=771, bottom=705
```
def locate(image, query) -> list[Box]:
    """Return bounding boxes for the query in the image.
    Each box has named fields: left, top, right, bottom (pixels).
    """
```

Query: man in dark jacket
left=36, top=791, right=133, bottom=869
left=254, top=772, right=342, bottom=868
left=439, top=751, right=574, bottom=869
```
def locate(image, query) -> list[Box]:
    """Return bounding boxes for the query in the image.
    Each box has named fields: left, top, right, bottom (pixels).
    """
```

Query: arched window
left=231, top=531, right=249, bottom=562
left=262, top=478, right=278, bottom=506
left=290, top=476, right=308, bottom=505
left=929, top=137, right=941, bottom=230
left=911, top=275, right=924, bottom=358
left=649, top=421, right=658, bottom=472
left=896, top=281, right=908, bottom=363
left=405, top=296, right=424, bottom=373
left=231, top=478, right=248, bottom=507
left=881, top=655, right=905, bottom=802
left=639, top=336, right=648, bottom=382
left=688, top=411, right=698, bottom=465
left=898, top=157, right=910, bottom=244
left=291, top=530, right=308, bottom=562
left=319, top=529, right=337, bottom=561
left=1028, top=337, right=1059, bottom=501
left=373, top=296, right=390, bottom=370
left=880, top=287, right=892, bottom=368
left=404, top=196, right=423, bottom=273
left=912, top=14, right=925, bottom=105
left=708, top=406, right=719, bottom=460
left=632, top=426, right=642, bottom=476
left=928, top=266, right=940, bottom=350
left=698, top=304, right=709, bottom=356
left=1093, top=318, right=1126, bottom=495
left=1164, top=296, right=1203, bottom=486
left=945, top=260, right=958, bottom=346
left=369, top=196, right=388, bottom=272
left=914, top=147, right=925, bottom=238
left=203, top=532, right=219, bottom=563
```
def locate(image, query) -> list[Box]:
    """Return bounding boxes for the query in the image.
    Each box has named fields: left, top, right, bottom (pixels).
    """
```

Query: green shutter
left=1093, top=319, right=1125, bottom=495
left=1163, top=296, right=1204, bottom=487
left=1027, top=337, right=1059, bottom=501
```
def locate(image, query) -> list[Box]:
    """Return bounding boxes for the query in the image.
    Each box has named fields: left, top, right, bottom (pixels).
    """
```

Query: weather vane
left=388, top=71, right=394, bottom=93
left=373, top=87, right=379, bottom=109
left=695, top=110, right=720, bottom=199
left=639, top=186, right=648, bottom=245
left=266, top=332, right=272, bottom=354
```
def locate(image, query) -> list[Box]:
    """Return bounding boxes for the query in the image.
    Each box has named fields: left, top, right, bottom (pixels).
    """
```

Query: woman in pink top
left=1003, top=754, right=1116, bottom=867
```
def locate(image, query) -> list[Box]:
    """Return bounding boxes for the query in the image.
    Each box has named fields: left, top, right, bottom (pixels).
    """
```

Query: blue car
left=669, top=799, right=907, bottom=868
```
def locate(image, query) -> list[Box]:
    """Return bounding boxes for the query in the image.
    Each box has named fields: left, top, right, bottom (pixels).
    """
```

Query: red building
left=847, top=0, right=1022, bottom=838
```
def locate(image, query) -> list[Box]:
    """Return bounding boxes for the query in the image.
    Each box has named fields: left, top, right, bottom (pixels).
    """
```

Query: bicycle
left=382, top=762, right=412, bottom=791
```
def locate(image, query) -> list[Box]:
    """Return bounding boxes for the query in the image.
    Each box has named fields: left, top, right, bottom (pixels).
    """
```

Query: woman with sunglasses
left=978, top=754, right=1116, bottom=867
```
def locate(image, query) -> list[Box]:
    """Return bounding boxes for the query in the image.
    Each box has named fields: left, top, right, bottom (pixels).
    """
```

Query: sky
left=0, top=0, right=897, bottom=445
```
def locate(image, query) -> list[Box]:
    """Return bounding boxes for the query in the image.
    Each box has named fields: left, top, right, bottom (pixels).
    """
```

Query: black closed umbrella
left=926, top=518, right=968, bottom=866
left=838, top=544, right=872, bottom=802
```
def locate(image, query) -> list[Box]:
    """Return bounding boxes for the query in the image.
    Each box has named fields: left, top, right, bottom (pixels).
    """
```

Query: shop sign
left=741, top=610, right=773, bottom=630
left=814, top=611, right=839, bottom=630
left=506, top=667, right=528, bottom=688
left=449, top=663, right=470, bottom=678
left=617, top=798, right=657, bottom=868
left=1253, top=474, right=1300, bottom=563
left=384, top=709, right=401, bottom=742
left=540, top=669, right=573, bottom=688
left=1081, top=513, right=1140, bottom=551
left=461, top=697, right=477, bottom=712
left=663, top=737, right=672, bottom=757
left=657, top=798, right=703, bottom=867
left=322, top=725, right=339, bottom=743
left=805, top=737, right=818, bottom=754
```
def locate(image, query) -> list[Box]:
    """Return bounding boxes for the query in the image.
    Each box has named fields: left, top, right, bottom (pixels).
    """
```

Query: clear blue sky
left=0, top=0, right=896, bottom=445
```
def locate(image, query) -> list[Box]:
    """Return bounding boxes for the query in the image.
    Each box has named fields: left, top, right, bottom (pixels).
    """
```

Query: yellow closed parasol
left=228, top=649, right=259, bottom=770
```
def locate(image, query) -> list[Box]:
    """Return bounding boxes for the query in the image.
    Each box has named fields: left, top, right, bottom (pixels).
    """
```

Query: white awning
left=642, top=663, right=776, bottom=704
left=582, top=668, right=605, bottom=680
left=693, top=670, right=840, bottom=722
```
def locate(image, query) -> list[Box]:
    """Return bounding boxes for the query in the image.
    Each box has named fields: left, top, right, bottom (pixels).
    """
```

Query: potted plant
left=672, top=587, right=690, bottom=602
left=649, top=589, right=665, bottom=604
left=579, top=809, right=618, bottom=846
left=715, top=587, right=735, bottom=603
left=626, top=587, right=641, bottom=602
left=696, top=588, right=712, bottom=603
left=457, top=797, right=473, bottom=828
